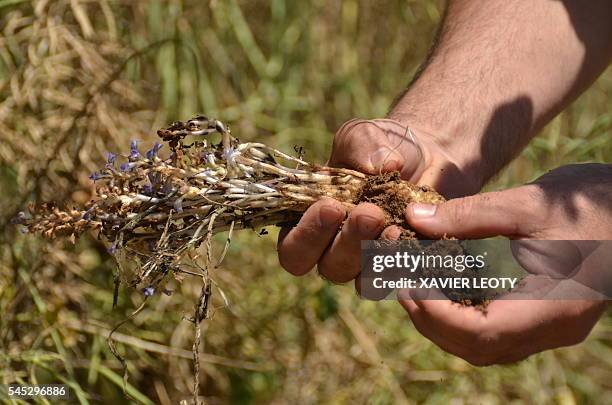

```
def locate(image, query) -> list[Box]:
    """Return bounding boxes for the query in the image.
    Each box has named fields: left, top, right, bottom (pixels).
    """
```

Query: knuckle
left=333, top=120, right=358, bottom=146
left=509, top=185, right=554, bottom=236
left=333, top=120, right=377, bottom=149
left=448, top=197, right=476, bottom=227
left=296, top=222, right=323, bottom=241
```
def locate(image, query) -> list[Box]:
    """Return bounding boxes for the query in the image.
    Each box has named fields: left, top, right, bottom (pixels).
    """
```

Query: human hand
left=277, top=118, right=479, bottom=282
left=399, top=163, right=612, bottom=365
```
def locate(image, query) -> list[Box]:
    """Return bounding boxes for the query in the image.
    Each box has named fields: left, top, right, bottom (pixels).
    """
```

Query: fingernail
left=397, top=288, right=427, bottom=301
left=410, top=203, right=437, bottom=218
left=319, top=205, right=343, bottom=227
left=356, top=214, right=383, bottom=235
left=409, top=288, right=429, bottom=300
left=369, top=147, right=402, bottom=171
left=397, top=288, right=411, bottom=301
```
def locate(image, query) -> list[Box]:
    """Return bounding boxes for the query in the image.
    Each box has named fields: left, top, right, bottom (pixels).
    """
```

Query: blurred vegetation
left=0, top=0, right=610, bottom=404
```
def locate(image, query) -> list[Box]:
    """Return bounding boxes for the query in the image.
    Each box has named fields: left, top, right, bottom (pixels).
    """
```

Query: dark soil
left=353, top=172, right=444, bottom=240
left=355, top=173, right=493, bottom=310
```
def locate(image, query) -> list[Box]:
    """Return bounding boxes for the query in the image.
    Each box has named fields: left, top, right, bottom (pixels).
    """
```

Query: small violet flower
left=142, top=287, right=155, bottom=297
left=106, top=152, right=117, bottom=167
left=82, top=208, right=93, bottom=221
left=142, top=184, right=154, bottom=195
left=107, top=242, right=118, bottom=254
left=89, top=171, right=102, bottom=181
left=129, top=140, right=141, bottom=160
left=146, top=143, right=163, bottom=160
left=10, top=211, right=27, bottom=225
left=120, top=162, right=136, bottom=172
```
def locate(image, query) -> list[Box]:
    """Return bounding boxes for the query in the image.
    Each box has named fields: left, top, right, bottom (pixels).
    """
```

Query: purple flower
left=89, top=171, right=102, bottom=181
left=146, top=143, right=163, bottom=160
left=106, top=152, right=117, bottom=166
left=142, top=184, right=154, bottom=195
left=142, top=287, right=155, bottom=297
left=147, top=172, right=160, bottom=187
left=120, top=162, right=136, bottom=172
left=162, top=182, right=175, bottom=194
left=10, top=211, right=27, bottom=225
left=130, top=140, right=141, bottom=160
left=107, top=242, right=118, bottom=254
left=82, top=208, right=93, bottom=221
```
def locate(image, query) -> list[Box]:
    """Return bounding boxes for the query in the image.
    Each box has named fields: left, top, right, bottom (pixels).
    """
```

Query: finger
left=355, top=224, right=402, bottom=299
left=492, top=301, right=606, bottom=364
left=355, top=273, right=394, bottom=300
left=277, top=198, right=346, bottom=276
left=399, top=294, right=489, bottom=347
left=401, top=299, right=484, bottom=361
left=318, top=203, right=386, bottom=283
left=403, top=295, right=604, bottom=366
left=329, top=119, right=424, bottom=178
left=400, top=297, right=519, bottom=365
left=405, top=189, right=537, bottom=239
left=407, top=298, right=565, bottom=353
left=380, top=225, right=402, bottom=240
left=417, top=159, right=474, bottom=199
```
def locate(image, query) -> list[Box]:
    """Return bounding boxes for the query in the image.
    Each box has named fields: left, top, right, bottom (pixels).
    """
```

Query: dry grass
left=1, top=1, right=611, bottom=404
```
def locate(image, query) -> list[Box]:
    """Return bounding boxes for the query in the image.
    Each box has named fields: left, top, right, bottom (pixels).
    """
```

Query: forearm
left=389, top=0, right=612, bottom=189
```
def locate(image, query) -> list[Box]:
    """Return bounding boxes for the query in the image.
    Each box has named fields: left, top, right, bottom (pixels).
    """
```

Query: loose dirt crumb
left=353, top=172, right=444, bottom=239
left=355, top=173, right=493, bottom=309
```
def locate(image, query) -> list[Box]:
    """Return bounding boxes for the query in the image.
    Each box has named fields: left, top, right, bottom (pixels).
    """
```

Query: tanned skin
left=277, top=0, right=612, bottom=365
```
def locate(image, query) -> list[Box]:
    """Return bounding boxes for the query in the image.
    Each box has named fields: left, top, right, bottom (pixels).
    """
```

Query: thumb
left=405, top=188, right=535, bottom=239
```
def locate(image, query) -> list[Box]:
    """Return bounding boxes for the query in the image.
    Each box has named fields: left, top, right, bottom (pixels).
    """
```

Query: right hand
left=397, top=163, right=612, bottom=365
left=277, top=118, right=480, bottom=283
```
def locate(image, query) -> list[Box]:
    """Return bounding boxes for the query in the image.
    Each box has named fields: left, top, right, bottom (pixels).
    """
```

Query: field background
left=0, top=0, right=611, bottom=404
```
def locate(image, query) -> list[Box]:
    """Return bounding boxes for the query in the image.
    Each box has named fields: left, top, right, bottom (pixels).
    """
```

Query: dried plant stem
left=17, top=116, right=445, bottom=402
left=107, top=299, right=148, bottom=401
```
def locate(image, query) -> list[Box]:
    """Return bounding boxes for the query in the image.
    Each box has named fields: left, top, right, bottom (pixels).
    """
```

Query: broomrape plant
left=11, top=117, right=452, bottom=402
left=14, top=116, right=444, bottom=298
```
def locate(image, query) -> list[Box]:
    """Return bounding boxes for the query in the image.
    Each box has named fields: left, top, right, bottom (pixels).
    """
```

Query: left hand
left=398, top=163, right=612, bottom=365
left=277, top=118, right=476, bottom=283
